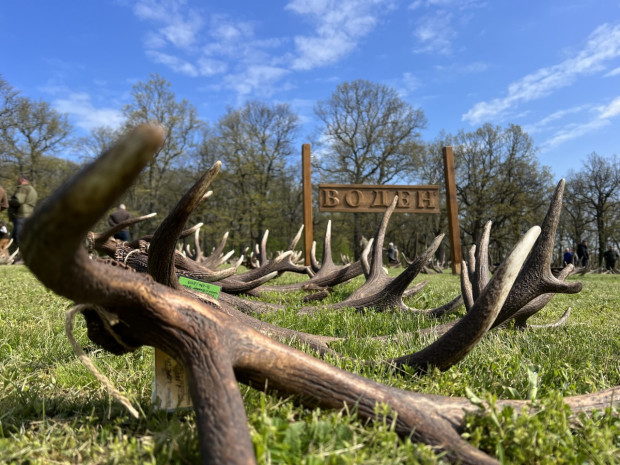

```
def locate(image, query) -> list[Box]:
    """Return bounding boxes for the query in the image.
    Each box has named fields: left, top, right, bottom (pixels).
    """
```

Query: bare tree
left=208, top=100, right=300, bottom=249
left=314, top=79, right=427, bottom=255
left=566, top=152, right=620, bottom=266
left=0, top=97, right=72, bottom=186
left=453, top=123, right=552, bottom=260
left=123, top=73, right=204, bottom=213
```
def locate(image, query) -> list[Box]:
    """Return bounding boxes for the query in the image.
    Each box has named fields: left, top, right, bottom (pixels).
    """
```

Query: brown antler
left=21, top=124, right=617, bottom=465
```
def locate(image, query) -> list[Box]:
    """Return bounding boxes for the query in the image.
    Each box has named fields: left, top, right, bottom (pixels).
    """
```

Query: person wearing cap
left=108, top=204, right=131, bottom=241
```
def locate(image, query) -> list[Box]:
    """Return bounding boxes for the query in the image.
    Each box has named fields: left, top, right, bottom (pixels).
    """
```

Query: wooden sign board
left=319, top=184, right=440, bottom=213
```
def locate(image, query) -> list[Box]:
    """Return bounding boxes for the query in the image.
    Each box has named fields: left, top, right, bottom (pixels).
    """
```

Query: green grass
left=0, top=266, right=618, bottom=464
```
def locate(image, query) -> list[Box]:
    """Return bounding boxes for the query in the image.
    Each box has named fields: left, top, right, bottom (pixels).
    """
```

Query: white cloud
left=146, top=51, right=199, bottom=76
left=604, top=66, right=620, bottom=77
left=598, top=95, right=620, bottom=118
left=409, top=0, right=484, bottom=55
left=539, top=96, right=620, bottom=149
left=134, top=0, right=202, bottom=49
left=412, top=10, right=455, bottom=55
left=390, top=72, right=421, bottom=97
left=523, top=104, right=592, bottom=134
left=223, top=66, right=291, bottom=96
left=463, top=23, right=620, bottom=124
left=543, top=118, right=610, bottom=149
left=53, top=93, right=123, bottom=131
left=286, top=0, right=396, bottom=70
left=434, top=61, right=490, bottom=73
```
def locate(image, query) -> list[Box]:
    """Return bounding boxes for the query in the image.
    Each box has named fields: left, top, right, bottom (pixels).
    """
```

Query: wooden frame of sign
left=302, top=145, right=462, bottom=275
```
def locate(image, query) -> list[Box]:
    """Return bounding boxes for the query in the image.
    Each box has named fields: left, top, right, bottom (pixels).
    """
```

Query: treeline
left=1, top=74, right=618, bottom=266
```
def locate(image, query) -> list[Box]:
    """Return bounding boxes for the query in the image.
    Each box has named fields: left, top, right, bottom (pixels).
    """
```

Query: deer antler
left=298, top=197, right=462, bottom=317
left=21, top=124, right=616, bottom=465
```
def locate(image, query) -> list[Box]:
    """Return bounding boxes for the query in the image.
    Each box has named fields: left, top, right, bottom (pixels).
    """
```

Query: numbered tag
left=179, top=276, right=221, bottom=299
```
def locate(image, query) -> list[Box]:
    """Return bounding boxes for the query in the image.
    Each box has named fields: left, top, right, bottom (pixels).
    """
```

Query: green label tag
left=179, top=276, right=221, bottom=299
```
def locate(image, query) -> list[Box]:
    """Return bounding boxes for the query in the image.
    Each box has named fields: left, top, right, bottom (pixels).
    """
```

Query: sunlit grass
left=0, top=266, right=618, bottom=463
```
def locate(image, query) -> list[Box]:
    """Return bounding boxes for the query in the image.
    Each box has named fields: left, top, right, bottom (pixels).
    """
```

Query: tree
left=452, top=124, right=552, bottom=261
left=566, top=153, right=620, bottom=266
left=77, top=125, right=121, bottom=162
left=314, top=79, right=427, bottom=255
left=0, top=97, right=72, bottom=186
left=122, top=73, right=204, bottom=214
left=0, top=75, right=19, bottom=132
left=206, top=101, right=300, bottom=252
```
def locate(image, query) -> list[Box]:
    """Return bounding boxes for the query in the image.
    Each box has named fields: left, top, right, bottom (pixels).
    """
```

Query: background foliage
left=0, top=73, right=619, bottom=266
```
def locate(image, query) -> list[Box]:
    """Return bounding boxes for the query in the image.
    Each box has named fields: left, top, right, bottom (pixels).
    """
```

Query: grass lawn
left=0, top=265, right=618, bottom=464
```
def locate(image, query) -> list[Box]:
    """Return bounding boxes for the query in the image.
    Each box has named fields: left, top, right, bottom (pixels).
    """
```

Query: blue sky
left=1, top=0, right=619, bottom=179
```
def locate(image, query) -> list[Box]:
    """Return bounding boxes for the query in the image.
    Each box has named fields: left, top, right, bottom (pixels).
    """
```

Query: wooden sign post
left=302, top=144, right=313, bottom=266
left=442, top=146, right=462, bottom=275
left=301, top=145, right=462, bottom=274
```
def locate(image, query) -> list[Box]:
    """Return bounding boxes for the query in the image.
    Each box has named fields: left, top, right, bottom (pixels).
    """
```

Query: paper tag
left=179, top=276, right=221, bottom=299
left=153, top=348, right=192, bottom=410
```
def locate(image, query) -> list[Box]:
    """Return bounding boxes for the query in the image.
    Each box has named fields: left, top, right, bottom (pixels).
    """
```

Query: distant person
left=576, top=240, right=589, bottom=268
left=0, top=185, right=8, bottom=212
left=387, top=242, right=399, bottom=265
left=359, top=235, right=369, bottom=250
left=8, top=175, right=37, bottom=248
left=563, top=247, right=573, bottom=266
left=108, top=204, right=131, bottom=241
left=603, top=245, right=618, bottom=271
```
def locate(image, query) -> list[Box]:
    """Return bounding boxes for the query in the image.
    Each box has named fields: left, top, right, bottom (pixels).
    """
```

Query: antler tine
left=511, top=264, right=575, bottom=328
left=203, top=231, right=229, bottom=267
left=467, top=245, right=476, bottom=291
left=94, top=212, right=158, bottom=246
left=391, top=226, right=541, bottom=372
left=148, top=161, right=222, bottom=288
left=287, top=224, right=304, bottom=251
left=259, top=230, right=269, bottom=266
left=180, top=222, right=203, bottom=239
left=360, top=237, right=374, bottom=277
left=460, top=260, right=475, bottom=312
left=21, top=124, right=166, bottom=296
left=370, top=196, right=398, bottom=276
left=321, top=220, right=335, bottom=268
left=387, top=234, right=444, bottom=297
left=310, top=241, right=320, bottom=272
left=492, top=179, right=582, bottom=328
left=474, top=221, right=492, bottom=299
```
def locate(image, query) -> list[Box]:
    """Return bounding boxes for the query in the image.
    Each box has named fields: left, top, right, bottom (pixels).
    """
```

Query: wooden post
left=443, top=146, right=462, bottom=275
left=302, top=144, right=313, bottom=266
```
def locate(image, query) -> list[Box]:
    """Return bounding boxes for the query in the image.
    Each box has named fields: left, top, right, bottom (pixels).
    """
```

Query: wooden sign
left=319, top=184, right=440, bottom=213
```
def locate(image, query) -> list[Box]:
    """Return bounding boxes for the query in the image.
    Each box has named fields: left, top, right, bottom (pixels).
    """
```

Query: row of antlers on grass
left=21, top=125, right=618, bottom=465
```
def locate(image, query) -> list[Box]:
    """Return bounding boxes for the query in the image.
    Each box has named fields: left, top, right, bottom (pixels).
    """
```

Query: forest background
left=1, top=73, right=619, bottom=268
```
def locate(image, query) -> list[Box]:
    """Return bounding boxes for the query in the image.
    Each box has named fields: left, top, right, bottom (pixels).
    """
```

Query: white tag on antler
left=153, top=348, right=192, bottom=410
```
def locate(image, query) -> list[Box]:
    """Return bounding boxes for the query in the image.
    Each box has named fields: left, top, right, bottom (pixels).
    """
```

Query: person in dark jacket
left=576, top=240, right=589, bottom=267
left=563, top=247, right=573, bottom=266
left=603, top=245, right=618, bottom=271
left=8, top=175, right=37, bottom=248
left=108, top=204, right=131, bottom=241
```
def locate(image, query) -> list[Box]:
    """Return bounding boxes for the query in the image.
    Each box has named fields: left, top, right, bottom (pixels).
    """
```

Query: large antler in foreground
left=20, top=125, right=618, bottom=465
